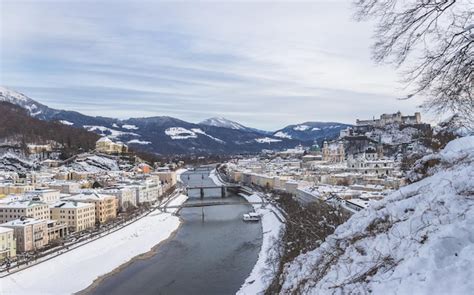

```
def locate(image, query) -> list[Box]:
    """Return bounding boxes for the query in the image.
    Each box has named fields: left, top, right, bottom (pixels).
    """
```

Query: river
left=88, top=168, right=262, bottom=295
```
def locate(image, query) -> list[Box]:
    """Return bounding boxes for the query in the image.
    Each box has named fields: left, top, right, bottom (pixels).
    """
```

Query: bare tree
left=354, top=0, right=473, bottom=122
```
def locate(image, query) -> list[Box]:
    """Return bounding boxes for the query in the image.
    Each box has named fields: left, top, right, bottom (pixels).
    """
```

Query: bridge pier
left=200, top=188, right=204, bottom=199
left=221, top=186, right=226, bottom=198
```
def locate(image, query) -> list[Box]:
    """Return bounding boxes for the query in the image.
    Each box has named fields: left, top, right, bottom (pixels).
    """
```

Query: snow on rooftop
left=0, top=226, right=13, bottom=234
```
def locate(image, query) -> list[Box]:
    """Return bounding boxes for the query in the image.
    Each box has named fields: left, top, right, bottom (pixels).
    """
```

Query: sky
left=0, top=0, right=427, bottom=130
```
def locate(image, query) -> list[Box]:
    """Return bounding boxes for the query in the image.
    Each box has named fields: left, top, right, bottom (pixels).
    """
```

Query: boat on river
left=243, top=212, right=260, bottom=222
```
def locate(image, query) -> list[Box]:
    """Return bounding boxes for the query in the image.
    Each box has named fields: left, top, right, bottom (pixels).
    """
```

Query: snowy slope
left=199, top=117, right=247, bottom=130
left=0, top=86, right=51, bottom=118
left=274, top=122, right=351, bottom=142
left=280, top=136, right=474, bottom=295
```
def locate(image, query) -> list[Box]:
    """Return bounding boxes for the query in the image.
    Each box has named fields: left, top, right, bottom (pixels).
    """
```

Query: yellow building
left=0, top=184, right=35, bottom=195
left=322, top=141, right=345, bottom=163
left=65, top=193, right=117, bottom=224
left=50, top=201, right=96, bottom=232
left=96, top=137, right=128, bottom=154
left=0, top=226, right=16, bottom=261
left=0, top=201, right=50, bottom=224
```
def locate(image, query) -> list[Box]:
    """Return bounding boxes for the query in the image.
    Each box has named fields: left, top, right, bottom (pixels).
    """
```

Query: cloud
left=0, top=0, right=425, bottom=130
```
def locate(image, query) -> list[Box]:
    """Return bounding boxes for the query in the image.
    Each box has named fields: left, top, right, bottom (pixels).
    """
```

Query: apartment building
left=50, top=201, right=96, bottom=232
left=26, top=189, right=61, bottom=204
left=0, top=200, right=50, bottom=223
left=1, top=217, right=49, bottom=252
left=100, top=187, right=136, bottom=212
left=65, top=193, right=117, bottom=224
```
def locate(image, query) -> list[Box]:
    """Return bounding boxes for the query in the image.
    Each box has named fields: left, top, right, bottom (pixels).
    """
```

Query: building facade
left=0, top=201, right=50, bottom=223
left=1, top=217, right=49, bottom=253
left=65, top=193, right=117, bottom=224
left=50, top=201, right=96, bottom=232
left=95, top=137, right=128, bottom=154
left=322, top=141, right=345, bottom=163
left=0, top=226, right=16, bottom=261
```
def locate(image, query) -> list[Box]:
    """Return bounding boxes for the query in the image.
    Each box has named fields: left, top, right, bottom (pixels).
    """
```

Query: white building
left=26, top=189, right=61, bottom=204
left=100, top=187, right=137, bottom=212
left=347, top=155, right=395, bottom=177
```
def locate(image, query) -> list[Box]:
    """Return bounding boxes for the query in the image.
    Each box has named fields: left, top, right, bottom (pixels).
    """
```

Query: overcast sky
left=0, top=0, right=427, bottom=130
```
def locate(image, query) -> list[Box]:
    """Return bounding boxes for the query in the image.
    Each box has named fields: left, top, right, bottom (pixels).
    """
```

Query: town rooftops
left=65, top=192, right=116, bottom=201
left=0, top=200, right=47, bottom=208
left=51, top=201, right=94, bottom=209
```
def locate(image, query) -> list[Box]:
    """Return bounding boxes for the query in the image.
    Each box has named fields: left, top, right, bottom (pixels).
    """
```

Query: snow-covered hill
left=0, top=86, right=52, bottom=118
left=199, top=117, right=248, bottom=130
left=279, top=136, right=474, bottom=295
left=0, top=87, right=347, bottom=154
left=274, top=122, right=352, bottom=142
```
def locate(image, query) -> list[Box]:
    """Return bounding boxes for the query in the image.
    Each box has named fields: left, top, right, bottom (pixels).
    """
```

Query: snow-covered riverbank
left=209, top=168, right=224, bottom=185
left=237, top=193, right=284, bottom=295
left=1, top=194, right=188, bottom=295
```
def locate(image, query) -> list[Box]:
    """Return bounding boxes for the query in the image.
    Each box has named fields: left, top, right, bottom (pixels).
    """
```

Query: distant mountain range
left=0, top=87, right=351, bottom=155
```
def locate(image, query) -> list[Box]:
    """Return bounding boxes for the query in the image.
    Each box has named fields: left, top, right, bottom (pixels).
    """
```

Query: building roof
left=0, top=226, right=13, bottom=234
left=97, top=137, right=113, bottom=143
left=65, top=192, right=116, bottom=202
left=0, top=200, right=47, bottom=208
left=1, top=217, right=46, bottom=227
left=51, top=201, right=94, bottom=209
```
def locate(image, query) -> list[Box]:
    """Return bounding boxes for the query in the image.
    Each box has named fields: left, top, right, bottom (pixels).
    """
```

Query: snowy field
left=1, top=194, right=188, bottom=295
left=237, top=193, right=284, bottom=295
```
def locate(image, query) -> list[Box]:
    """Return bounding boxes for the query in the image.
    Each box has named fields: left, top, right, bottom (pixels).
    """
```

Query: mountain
left=199, top=117, right=271, bottom=135
left=0, top=87, right=346, bottom=155
left=0, top=101, right=100, bottom=156
left=199, top=117, right=248, bottom=130
left=273, top=122, right=352, bottom=143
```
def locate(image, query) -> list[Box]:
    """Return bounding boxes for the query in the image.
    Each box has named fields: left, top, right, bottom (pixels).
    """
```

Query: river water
left=88, top=168, right=262, bottom=295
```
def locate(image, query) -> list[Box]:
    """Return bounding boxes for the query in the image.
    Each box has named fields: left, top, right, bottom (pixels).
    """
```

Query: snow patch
left=59, top=120, right=74, bottom=126
left=190, top=128, right=225, bottom=143
left=255, top=137, right=282, bottom=143
left=164, top=127, right=197, bottom=140
left=274, top=131, right=292, bottom=139
left=84, top=125, right=140, bottom=139
left=293, top=125, right=310, bottom=131
left=122, top=124, right=139, bottom=130
left=127, top=139, right=151, bottom=145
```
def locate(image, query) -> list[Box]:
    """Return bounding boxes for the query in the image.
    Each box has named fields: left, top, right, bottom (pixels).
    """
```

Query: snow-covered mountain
left=274, top=122, right=352, bottom=142
left=0, top=86, right=53, bottom=118
left=279, top=136, right=474, bottom=294
left=0, top=87, right=316, bottom=155
left=199, top=117, right=248, bottom=130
